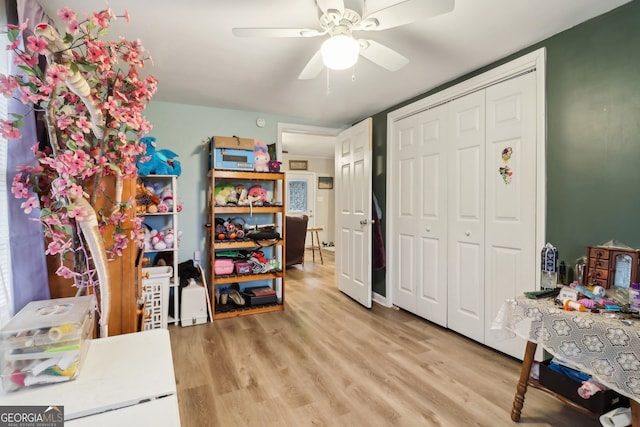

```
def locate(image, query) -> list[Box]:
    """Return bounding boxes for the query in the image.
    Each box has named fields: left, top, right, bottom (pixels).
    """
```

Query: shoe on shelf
left=228, top=289, right=245, bottom=306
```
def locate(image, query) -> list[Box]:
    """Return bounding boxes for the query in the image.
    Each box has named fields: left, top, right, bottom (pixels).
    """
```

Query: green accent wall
left=371, top=1, right=640, bottom=296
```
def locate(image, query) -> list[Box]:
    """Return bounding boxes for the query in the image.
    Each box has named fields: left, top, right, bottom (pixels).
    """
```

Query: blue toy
left=136, top=136, right=182, bottom=176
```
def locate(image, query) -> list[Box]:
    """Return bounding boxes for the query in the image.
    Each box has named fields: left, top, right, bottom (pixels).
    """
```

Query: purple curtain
left=6, top=0, right=55, bottom=311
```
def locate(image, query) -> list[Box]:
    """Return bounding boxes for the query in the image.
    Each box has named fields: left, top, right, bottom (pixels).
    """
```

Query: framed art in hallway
left=318, top=176, right=333, bottom=189
left=289, top=160, right=308, bottom=170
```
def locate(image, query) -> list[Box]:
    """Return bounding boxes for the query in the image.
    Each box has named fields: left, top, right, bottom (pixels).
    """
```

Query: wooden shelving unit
left=208, top=170, right=286, bottom=320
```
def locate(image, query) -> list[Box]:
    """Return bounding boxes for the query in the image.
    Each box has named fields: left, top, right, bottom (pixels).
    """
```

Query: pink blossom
left=11, top=181, right=30, bottom=199
left=66, top=204, right=85, bottom=219
left=56, top=114, right=74, bottom=130
left=0, top=74, right=19, bottom=97
left=55, top=265, right=75, bottom=278
left=57, top=8, right=77, bottom=23
left=92, top=9, right=112, bottom=29
left=0, top=119, right=21, bottom=139
left=45, top=64, right=69, bottom=85
left=67, top=20, right=80, bottom=35
left=20, top=196, right=39, bottom=214
left=26, top=36, right=47, bottom=54
left=76, top=116, right=91, bottom=133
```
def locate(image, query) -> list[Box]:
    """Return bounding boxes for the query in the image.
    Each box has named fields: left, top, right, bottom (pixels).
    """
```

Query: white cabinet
left=138, top=175, right=180, bottom=326
left=388, top=69, right=542, bottom=360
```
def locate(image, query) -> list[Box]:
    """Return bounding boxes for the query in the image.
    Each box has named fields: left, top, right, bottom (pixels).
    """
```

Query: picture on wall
left=318, top=176, right=333, bottom=189
left=289, top=160, right=308, bottom=170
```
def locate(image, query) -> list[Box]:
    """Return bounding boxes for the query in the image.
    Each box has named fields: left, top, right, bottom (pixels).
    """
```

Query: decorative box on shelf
left=0, top=295, right=96, bottom=394
left=210, top=136, right=255, bottom=171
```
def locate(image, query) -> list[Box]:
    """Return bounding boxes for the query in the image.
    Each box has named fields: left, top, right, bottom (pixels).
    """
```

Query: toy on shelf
left=144, top=226, right=181, bottom=251
left=136, top=182, right=161, bottom=214
left=136, top=136, right=182, bottom=176
left=268, top=160, right=282, bottom=172
left=136, top=181, right=182, bottom=214
left=253, top=140, right=270, bottom=172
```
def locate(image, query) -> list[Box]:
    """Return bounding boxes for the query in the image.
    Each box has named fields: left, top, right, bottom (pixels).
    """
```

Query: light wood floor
left=169, top=250, right=601, bottom=427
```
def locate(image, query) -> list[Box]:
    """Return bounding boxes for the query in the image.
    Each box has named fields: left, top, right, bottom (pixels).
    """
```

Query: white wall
left=143, top=101, right=339, bottom=265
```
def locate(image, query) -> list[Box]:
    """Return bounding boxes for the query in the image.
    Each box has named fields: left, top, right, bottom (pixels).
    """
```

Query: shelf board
left=213, top=206, right=283, bottom=214
left=213, top=303, right=283, bottom=320
left=142, top=248, right=179, bottom=254
left=212, top=170, right=285, bottom=181
left=137, top=212, right=178, bottom=217
left=212, top=239, right=283, bottom=249
left=213, top=271, right=283, bottom=284
left=140, top=174, right=177, bottom=179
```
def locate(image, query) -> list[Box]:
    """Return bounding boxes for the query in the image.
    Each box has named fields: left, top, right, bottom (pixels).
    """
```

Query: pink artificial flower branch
left=1, top=7, right=155, bottom=286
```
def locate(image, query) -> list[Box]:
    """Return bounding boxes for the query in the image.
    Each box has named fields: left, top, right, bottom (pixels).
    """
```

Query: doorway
left=277, top=122, right=341, bottom=249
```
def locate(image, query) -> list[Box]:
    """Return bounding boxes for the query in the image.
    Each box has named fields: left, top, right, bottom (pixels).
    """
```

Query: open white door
left=335, top=118, right=372, bottom=308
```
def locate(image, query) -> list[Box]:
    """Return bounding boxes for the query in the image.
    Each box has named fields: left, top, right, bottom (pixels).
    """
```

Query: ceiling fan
left=232, top=0, right=455, bottom=79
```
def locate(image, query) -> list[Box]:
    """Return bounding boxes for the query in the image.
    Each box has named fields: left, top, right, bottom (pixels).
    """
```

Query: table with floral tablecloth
left=492, top=296, right=640, bottom=421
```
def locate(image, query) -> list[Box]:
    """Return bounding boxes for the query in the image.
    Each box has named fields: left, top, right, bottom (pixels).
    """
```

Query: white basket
left=141, top=266, right=172, bottom=330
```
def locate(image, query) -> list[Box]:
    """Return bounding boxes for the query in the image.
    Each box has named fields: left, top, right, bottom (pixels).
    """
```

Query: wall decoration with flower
left=499, top=146, right=513, bottom=184
left=0, top=6, right=157, bottom=336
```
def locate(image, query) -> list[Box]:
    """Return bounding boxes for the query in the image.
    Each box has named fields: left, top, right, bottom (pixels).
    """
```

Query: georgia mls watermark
left=0, top=406, right=64, bottom=427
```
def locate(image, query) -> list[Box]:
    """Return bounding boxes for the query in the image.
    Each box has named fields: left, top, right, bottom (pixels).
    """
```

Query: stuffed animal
left=157, top=187, right=175, bottom=212
left=254, top=139, right=270, bottom=172
left=136, top=182, right=161, bottom=213
left=248, top=185, right=268, bottom=203
left=268, top=160, right=282, bottom=172
left=136, top=136, right=182, bottom=176
left=214, top=184, right=238, bottom=206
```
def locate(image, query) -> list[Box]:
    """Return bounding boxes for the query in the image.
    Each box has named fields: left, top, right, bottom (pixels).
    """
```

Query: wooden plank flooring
left=169, top=251, right=601, bottom=426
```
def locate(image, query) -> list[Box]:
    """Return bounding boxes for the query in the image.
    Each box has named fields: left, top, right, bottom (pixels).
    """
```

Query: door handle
left=360, top=219, right=369, bottom=225
left=465, top=230, right=471, bottom=236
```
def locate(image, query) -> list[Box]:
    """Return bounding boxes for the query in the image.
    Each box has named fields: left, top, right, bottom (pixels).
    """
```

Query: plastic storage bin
left=142, top=266, right=172, bottom=330
left=181, top=281, right=208, bottom=327
left=214, top=258, right=234, bottom=275
left=0, top=295, right=96, bottom=394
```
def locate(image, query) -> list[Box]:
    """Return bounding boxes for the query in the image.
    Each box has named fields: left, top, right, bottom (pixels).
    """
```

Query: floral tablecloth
left=491, top=296, right=640, bottom=401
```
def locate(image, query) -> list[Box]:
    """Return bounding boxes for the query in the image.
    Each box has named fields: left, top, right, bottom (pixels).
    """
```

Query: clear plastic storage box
left=0, top=295, right=96, bottom=394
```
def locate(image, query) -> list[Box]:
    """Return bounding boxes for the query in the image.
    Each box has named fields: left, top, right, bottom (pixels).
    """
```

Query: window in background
left=288, top=180, right=308, bottom=213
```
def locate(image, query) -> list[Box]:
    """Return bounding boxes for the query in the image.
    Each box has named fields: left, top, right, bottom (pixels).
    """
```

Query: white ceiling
left=38, top=0, right=630, bottom=132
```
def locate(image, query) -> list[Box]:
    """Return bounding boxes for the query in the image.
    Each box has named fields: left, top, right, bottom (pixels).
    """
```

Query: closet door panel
left=484, top=72, right=537, bottom=359
left=392, top=120, right=419, bottom=311
left=447, top=90, right=486, bottom=343
left=415, top=106, right=448, bottom=326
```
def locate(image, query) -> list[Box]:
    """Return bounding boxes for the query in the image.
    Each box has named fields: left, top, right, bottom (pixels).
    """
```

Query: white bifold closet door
left=482, top=72, right=537, bottom=359
left=390, top=70, right=538, bottom=359
left=446, top=90, right=486, bottom=342
left=393, top=105, right=449, bottom=327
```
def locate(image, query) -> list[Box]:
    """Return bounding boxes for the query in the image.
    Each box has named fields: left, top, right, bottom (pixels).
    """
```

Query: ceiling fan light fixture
left=321, top=34, right=360, bottom=70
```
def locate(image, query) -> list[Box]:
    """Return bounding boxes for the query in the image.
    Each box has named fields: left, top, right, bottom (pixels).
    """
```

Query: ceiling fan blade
left=298, top=50, right=325, bottom=80
left=316, top=0, right=344, bottom=15
left=362, top=0, right=454, bottom=31
left=232, top=28, right=324, bottom=38
left=359, top=39, right=409, bottom=72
